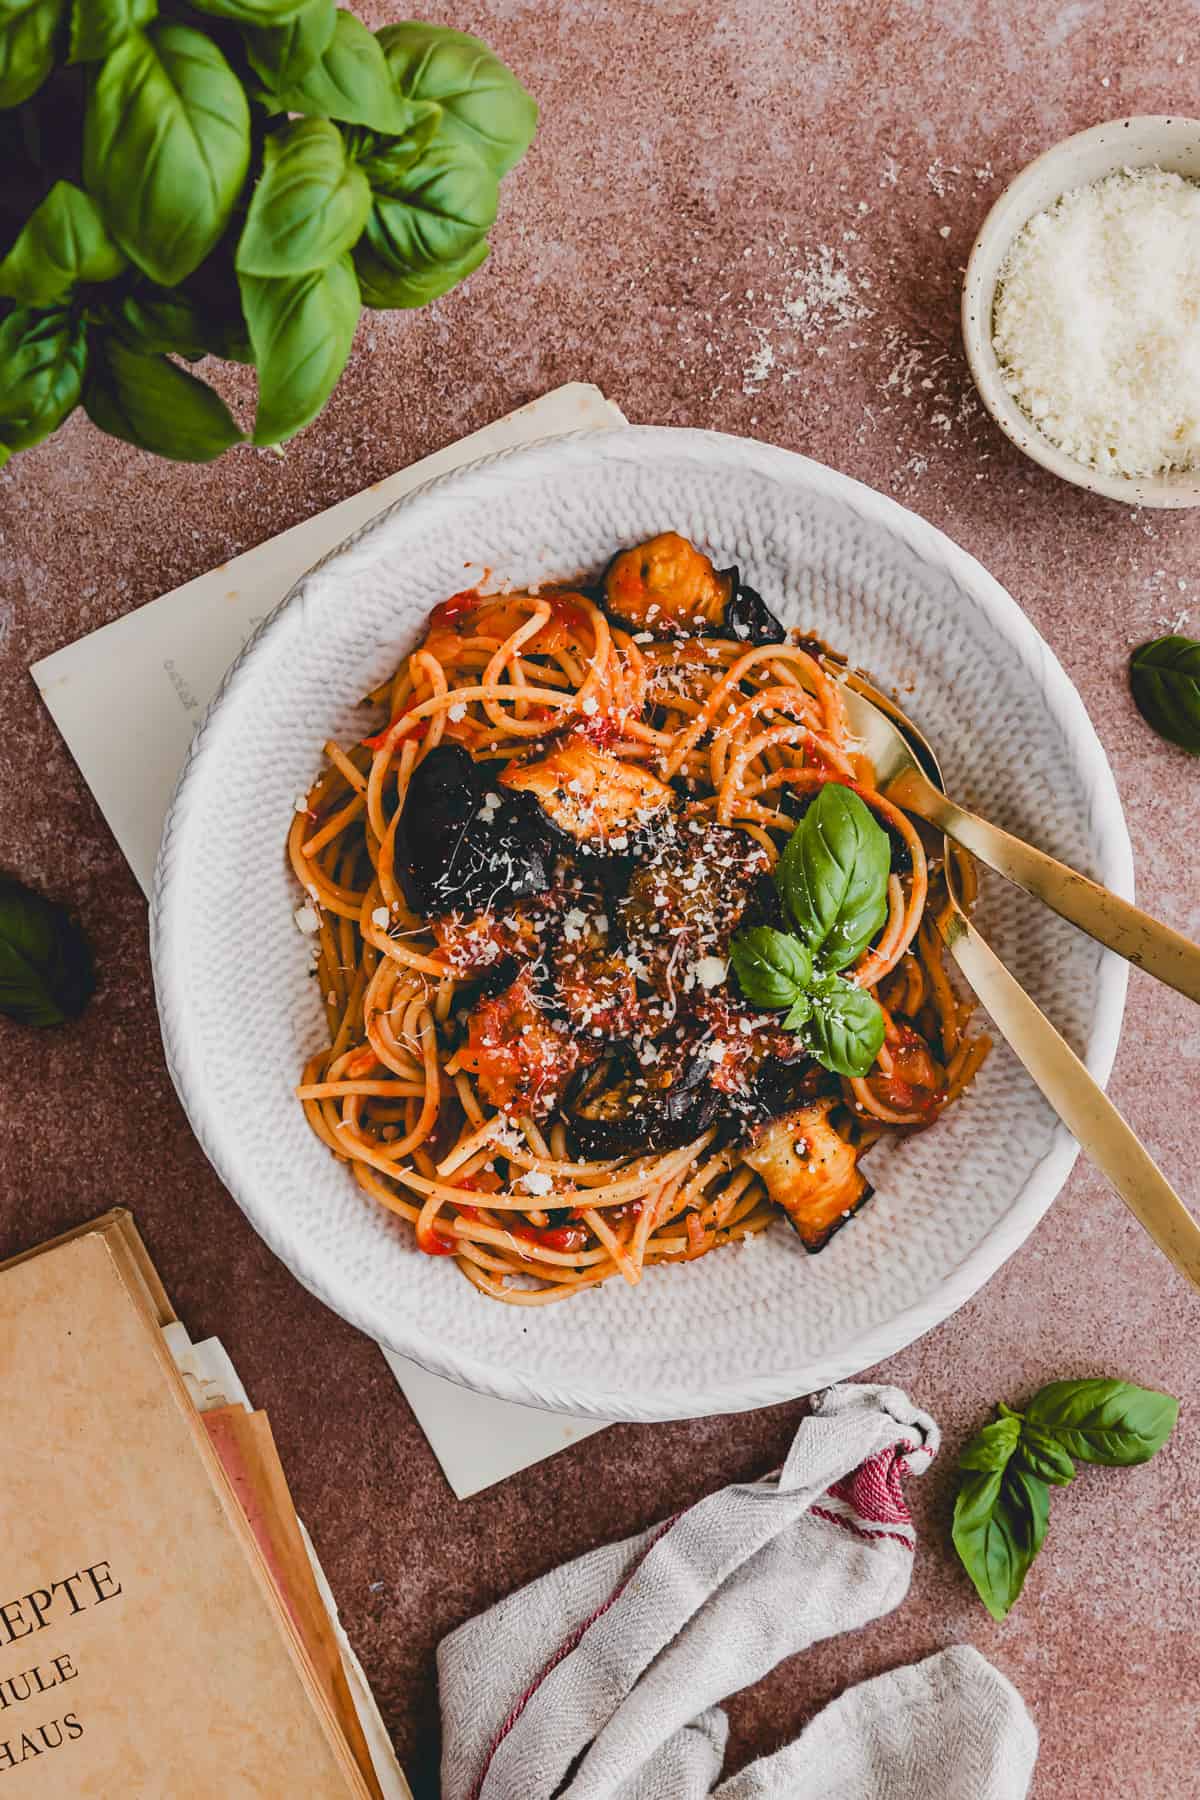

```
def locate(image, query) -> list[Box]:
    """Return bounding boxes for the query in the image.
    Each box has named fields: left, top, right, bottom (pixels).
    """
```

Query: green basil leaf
left=187, top=0, right=309, bottom=24
left=241, top=0, right=332, bottom=87
left=0, top=0, right=63, bottom=106
left=1011, top=1422, right=1075, bottom=1488
left=376, top=22, right=536, bottom=178
left=354, top=235, right=486, bottom=310
left=83, top=332, right=243, bottom=460
left=240, top=251, right=359, bottom=445
left=83, top=22, right=251, bottom=287
left=1130, top=636, right=1200, bottom=756
left=775, top=783, right=891, bottom=971
left=356, top=135, right=497, bottom=277
left=68, top=0, right=155, bottom=63
left=109, top=288, right=252, bottom=362
left=957, top=1412, right=1021, bottom=1473
left=0, top=876, right=94, bottom=1027
left=0, top=181, right=126, bottom=306
left=952, top=1465, right=1049, bottom=1622
left=802, top=974, right=886, bottom=1078
left=0, top=307, right=87, bottom=465
left=729, top=925, right=811, bottom=1011
left=782, top=993, right=812, bottom=1031
left=349, top=109, right=444, bottom=193
left=1025, top=1379, right=1179, bottom=1467
left=256, top=9, right=439, bottom=135
left=236, top=117, right=370, bottom=278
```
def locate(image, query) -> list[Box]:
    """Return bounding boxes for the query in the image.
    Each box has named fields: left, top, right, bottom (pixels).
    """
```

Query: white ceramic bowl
left=963, top=115, right=1200, bottom=508
left=151, top=427, right=1133, bottom=1420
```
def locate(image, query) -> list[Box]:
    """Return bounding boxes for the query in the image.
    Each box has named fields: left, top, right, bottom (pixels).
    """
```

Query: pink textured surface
left=1, top=5, right=1197, bottom=1796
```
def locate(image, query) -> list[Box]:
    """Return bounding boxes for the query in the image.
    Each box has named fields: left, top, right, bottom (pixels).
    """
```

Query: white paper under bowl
left=963, top=115, right=1200, bottom=508
left=151, top=427, right=1132, bottom=1420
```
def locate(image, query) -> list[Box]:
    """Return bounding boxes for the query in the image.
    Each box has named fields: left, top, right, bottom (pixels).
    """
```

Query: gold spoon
left=839, top=669, right=1200, bottom=1292
left=834, top=677, right=1200, bottom=1005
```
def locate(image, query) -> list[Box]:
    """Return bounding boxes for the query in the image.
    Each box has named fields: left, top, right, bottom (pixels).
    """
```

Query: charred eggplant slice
left=500, top=738, right=674, bottom=848
left=396, top=744, right=554, bottom=915
left=742, top=1102, right=871, bottom=1251
left=565, top=1049, right=721, bottom=1157
left=723, top=574, right=786, bottom=646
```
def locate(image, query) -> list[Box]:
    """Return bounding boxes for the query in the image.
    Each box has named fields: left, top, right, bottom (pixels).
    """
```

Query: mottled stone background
left=2, top=4, right=1198, bottom=1795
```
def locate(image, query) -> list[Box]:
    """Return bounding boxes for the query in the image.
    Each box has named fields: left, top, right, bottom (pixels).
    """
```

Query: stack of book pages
left=0, top=1210, right=410, bottom=1797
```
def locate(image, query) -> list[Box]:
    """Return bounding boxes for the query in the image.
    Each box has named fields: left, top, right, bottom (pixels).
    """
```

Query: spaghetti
left=289, top=533, right=990, bottom=1304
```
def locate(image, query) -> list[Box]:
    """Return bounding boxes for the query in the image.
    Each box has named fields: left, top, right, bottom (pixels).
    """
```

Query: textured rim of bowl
left=963, top=115, right=1200, bottom=509
left=151, top=425, right=1134, bottom=1420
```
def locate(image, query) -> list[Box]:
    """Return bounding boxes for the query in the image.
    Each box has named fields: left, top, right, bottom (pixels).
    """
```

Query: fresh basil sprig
left=729, top=783, right=890, bottom=1079
left=952, top=1379, right=1179, bottom=1621
left=0, top=10, right=535, bottom=462
left=0, top=876, right=94, bottom=1026
left=1130, top=636, right=1200, bottom=756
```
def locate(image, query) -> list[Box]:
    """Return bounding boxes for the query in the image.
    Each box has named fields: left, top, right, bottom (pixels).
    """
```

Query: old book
left=0, top=1216, right=383, bottom=1795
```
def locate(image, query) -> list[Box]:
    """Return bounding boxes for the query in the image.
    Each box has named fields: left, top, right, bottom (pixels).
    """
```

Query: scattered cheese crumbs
left=702, top=1040, right=729, bottom=1064
left=294, top=902, right=320, bottom=935
left=993, top=167, right=1200, bottom=476
left=293, top=794, right=310, bottom=813
left=632, top=631, right=654, bottom=644
left=371, top=906, right=390, bottom=929
left=580, top=695, right=599, bottom=716
left=520, top=1170, right=555, bottom=1197
left=693, top=955, right=728, bottom=990
left=447, top=702, right=467, bottom=722
left=938, top=225, right=951, bottom=239
left=478, top=792, right=502, bottom=823
left=562, top=906, right=589, bottom=942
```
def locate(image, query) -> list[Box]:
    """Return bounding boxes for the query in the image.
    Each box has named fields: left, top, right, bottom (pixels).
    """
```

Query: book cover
left=0, top=1227, right=371, bottom=1795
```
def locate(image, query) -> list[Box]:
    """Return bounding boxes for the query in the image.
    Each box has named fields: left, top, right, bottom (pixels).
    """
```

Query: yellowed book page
left=0, top=1231, right=369, bottom=1797
left=203, top=1407, right=382, bottom=1799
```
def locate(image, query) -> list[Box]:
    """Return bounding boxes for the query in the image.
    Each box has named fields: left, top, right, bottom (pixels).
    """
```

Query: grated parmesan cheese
left=993, top=167, right=1200, bottom=476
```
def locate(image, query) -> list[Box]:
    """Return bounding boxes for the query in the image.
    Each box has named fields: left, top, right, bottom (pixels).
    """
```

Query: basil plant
left=0, top=7, right=536, bottom=464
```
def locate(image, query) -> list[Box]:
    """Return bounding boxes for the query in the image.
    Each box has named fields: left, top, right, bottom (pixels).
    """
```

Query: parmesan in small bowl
left=963, top=116, right=1200, bottom=507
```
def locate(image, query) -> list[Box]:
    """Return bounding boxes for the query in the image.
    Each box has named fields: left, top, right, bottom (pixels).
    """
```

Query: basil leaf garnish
left=0, top=180, right=125, bottom=306
left=376, top=21, right=537, bottom=178
left=84, top=333, right=243, bottom=460
left=775, top=782, right=891, bottom=972
left=0, top=0, right=62, bottom=106
left=240, top=252, right=360, bottom=445
left=952, top=1464, right=1049, bottom=1623
left=237, top=118, right=371, bottom=278
left=801, top=974, right=886, bottom=1079
left=68, top=0, right=156, bottom=64
left=728, top=925, right=811, bottom=1012
left=354, top=237, right=486, bottom=311
left=957, top=1411, right=1021, bottom=1472
left=83, top=22, right=251, bottom=288
left=1130, top=636, right=1200, bottom=756
left=1010, top=1422, right=1075, bottom=1488
left=951, top=1379, right=1178, bottom=1621
left=0, top=306, right=87, bottom=465
left=255, top=9, right=438, bottom=136
left=241, top=0, right=334, bottom=87
left=0, top=876, right=94, bottom=1026
left=1025, top=1379, right=1179, bottom=1467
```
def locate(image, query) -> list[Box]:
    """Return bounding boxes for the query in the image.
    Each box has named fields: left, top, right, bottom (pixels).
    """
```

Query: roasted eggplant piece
left=742, top=1101, right=871, bottom=1251
left=620, top=823, right=770, bottom=995
left=565, top=1048, right=721, bottom=1157
left=601, top=531, right=786, bottom=645
left=743, top=1055, right=837, bottom=1123
left=500, top=737, right=674, bottom=848
left=724, top=575, right=786, bottom=646
left=396, top=744, right=554, bottom=915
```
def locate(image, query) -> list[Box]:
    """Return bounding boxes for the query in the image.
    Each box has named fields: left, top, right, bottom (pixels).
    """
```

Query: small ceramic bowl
left=962, top=115, right=1200, bottom=508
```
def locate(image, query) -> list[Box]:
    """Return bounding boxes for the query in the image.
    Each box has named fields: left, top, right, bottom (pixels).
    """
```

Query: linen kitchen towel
left=438, top=1384, right=1038, bottom=1799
